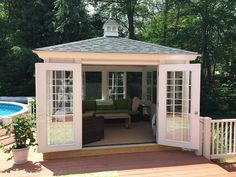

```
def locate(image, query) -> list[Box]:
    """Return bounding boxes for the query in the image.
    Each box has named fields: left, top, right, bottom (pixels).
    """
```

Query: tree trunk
left=201, top=0, right=211, bottom=86
left=162, top=0, right=169, bottom=45
left=126, top=0, right=136, bottom=39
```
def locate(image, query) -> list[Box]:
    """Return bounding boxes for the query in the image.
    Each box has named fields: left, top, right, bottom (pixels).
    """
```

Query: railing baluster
left=229, top=121, right=232, bottom=154
left=211, top=122, right=215, bottom=155
left=217, top=122, right=219, bottom=155
left=221, top=122, right=224, bottom=154
left=234, top=121, right=236, bottom=154
left=225, top=122, right=228, bottom=154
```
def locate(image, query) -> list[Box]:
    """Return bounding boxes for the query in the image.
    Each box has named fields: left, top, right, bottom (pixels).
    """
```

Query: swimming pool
left=0, top=101, right=29, bottom=124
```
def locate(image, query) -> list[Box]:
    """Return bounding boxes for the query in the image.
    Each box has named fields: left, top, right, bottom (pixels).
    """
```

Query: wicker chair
left=82, top=116, right=104, bottom=145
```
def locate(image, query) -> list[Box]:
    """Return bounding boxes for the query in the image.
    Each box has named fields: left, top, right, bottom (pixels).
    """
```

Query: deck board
left=0, top=148, right=234, bottom=177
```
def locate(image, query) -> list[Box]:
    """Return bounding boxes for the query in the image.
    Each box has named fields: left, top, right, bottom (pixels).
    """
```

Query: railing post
left=27, top=97, right=33, bottom=115
left=195, top=117, right=204, bottom=156
left=203, top=117, right=212, bottom=160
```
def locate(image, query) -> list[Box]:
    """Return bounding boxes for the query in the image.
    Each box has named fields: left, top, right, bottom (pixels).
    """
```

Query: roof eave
left=33, top=50, right=200, bottom=62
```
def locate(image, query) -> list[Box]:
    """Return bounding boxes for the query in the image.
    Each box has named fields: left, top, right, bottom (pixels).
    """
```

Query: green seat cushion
left=95, top=109, right=138, bottom=115
left=96, top=104, right=115, bottom=110
left=82, top=100, right=96, bottom=113
left=114, top=99, right=131, bottom=110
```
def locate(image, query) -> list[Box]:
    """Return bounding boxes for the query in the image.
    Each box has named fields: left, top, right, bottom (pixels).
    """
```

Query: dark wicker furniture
left=82, top=116, right=104, bottom=145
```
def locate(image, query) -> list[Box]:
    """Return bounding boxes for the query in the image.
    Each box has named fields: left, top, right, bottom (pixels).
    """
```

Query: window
left=127, top=72, right=142, bottom=99
left=84, top=72, right=102, bottom=100
left=107, top=26, right=111, bottom=31
left=112, top=26, right=117, bottom=31
left=147, top=71, right=157, bottom=104
left=147, top=71, right=153, bottom=102
left=152, top=71, right=157, bottom=104
left=108, top=72, right=125, bottom=100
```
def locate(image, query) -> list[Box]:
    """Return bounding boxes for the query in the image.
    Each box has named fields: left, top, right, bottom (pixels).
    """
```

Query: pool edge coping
left=0, top=101, right=29, bottom=119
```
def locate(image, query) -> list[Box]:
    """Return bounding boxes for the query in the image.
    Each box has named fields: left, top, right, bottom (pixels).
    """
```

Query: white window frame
left=108, top=72, right=126, bottom=100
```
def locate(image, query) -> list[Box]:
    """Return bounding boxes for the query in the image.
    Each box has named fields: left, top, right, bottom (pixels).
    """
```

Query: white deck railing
left=27, top=98, right=36, bottom=119
left=201, top=117, right=236, bottom=159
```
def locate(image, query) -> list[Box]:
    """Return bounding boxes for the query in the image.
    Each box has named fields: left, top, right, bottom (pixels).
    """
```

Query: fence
left=201, top=117, right=236, bottom=160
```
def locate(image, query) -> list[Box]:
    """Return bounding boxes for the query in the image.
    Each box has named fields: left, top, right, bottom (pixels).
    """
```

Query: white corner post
left=203, top=117, right=212, bottom=160
left=195, top=117, right=204, bottom=156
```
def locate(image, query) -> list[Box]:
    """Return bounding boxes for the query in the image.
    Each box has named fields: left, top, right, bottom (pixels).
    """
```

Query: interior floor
left=83, top=121, right=156, bottom=147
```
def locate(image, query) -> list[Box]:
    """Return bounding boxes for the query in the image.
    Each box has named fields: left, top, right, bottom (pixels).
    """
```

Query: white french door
left=36, top=63, right=82, bottom=152
left=158, top=64, right=201, bottom=149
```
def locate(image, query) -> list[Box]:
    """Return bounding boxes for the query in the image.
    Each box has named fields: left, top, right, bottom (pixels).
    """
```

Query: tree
left=89, top=0, right=154, bottom=39
left=3, top=0, right=56, bottom=48
left=54, top=0, right=91, bottom=42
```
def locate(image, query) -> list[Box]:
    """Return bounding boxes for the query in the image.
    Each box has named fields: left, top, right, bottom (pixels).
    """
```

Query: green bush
left=0, top=115, right=37, bottom=153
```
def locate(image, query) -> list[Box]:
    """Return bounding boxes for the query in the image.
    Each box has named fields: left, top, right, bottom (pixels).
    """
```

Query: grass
left=57, top=171, right=119, bottom=177
left=216, top=157, right=236, bottom=164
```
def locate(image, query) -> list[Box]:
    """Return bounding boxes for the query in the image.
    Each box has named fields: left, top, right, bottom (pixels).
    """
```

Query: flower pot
left=12, top=147, right=29, bottom=164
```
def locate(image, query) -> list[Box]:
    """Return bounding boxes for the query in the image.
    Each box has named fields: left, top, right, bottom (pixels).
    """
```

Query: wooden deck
left=0, top=148, right=235, bottom=177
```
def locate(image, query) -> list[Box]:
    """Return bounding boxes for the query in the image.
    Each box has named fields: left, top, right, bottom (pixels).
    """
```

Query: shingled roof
left=35, top=37, right=197, bottom=55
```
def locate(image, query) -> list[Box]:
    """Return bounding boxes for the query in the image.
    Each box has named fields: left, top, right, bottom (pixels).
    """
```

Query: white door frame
left=157, top=64, right=201, bottom=149
left=36, top=63, right=82, bottom=153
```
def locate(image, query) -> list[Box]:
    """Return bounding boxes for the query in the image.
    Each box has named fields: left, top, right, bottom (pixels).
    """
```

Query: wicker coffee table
left=96, top=113, right=131, bottom=128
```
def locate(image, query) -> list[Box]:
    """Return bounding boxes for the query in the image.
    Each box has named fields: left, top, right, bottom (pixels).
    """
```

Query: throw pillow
left=82, top=111, right=94, bottom=118
left=132, top=97, right=142, bottom=112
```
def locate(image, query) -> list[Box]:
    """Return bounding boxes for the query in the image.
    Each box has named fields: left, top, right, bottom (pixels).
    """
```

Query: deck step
left=43, top=144, right=180, bottom=160
left=0, top=134, right=14, bottom=146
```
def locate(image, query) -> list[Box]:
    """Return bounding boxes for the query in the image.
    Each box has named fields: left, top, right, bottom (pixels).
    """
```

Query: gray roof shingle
left=35, top=37, right=197, bottom=55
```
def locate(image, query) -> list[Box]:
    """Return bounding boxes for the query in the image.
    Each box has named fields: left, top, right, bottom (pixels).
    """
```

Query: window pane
left=127, top=72, right=142, bottom=99
left=166, top=71, right=191, bottom=142
left=85, top=72, right=102, bottom=100
left=152, top=71, right=157, bottom=104
left=146, top=72, right=152, bottom=102
left=108, top=72, right=125, bottom=100
left=47, top=70, right=74, bottom=146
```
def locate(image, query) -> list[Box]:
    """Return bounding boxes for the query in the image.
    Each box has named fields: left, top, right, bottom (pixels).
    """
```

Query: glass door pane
left=166, top=71, right=191, bottom=142
left=47, top=70, right=74, bottom=145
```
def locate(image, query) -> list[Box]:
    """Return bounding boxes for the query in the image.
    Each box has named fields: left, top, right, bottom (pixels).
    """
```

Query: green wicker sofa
left=82, top=99, right=140, bottom=119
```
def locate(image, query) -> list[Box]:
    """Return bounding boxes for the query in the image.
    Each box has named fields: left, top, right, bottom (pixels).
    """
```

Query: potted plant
left=0, top=114, right=37, bottom=164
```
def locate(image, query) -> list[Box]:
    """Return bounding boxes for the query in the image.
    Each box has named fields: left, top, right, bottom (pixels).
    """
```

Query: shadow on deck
left=0, top=150, right=234, bottom=177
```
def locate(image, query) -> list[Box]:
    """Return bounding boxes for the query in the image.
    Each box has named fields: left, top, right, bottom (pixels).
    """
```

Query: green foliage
left=140, top=0, right=236, bottom=117
left=0, top=0, right=235, bottom=117
left=0, top=115, right=37, bottom=153
left=0, top=46, right=40, bottom=96
left=54, top=0, right=91, bottom=42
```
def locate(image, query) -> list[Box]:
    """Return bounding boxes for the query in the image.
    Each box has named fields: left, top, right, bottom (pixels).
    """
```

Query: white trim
left=33, top=50, right=199, bottom=63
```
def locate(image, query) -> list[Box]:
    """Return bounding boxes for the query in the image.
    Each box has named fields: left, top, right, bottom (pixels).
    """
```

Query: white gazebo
left=34, top=19, right=201, bottom=159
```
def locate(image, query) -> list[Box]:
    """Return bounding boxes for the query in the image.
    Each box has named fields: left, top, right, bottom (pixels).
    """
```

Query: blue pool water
left=0, top=103, right=23, bottom=116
